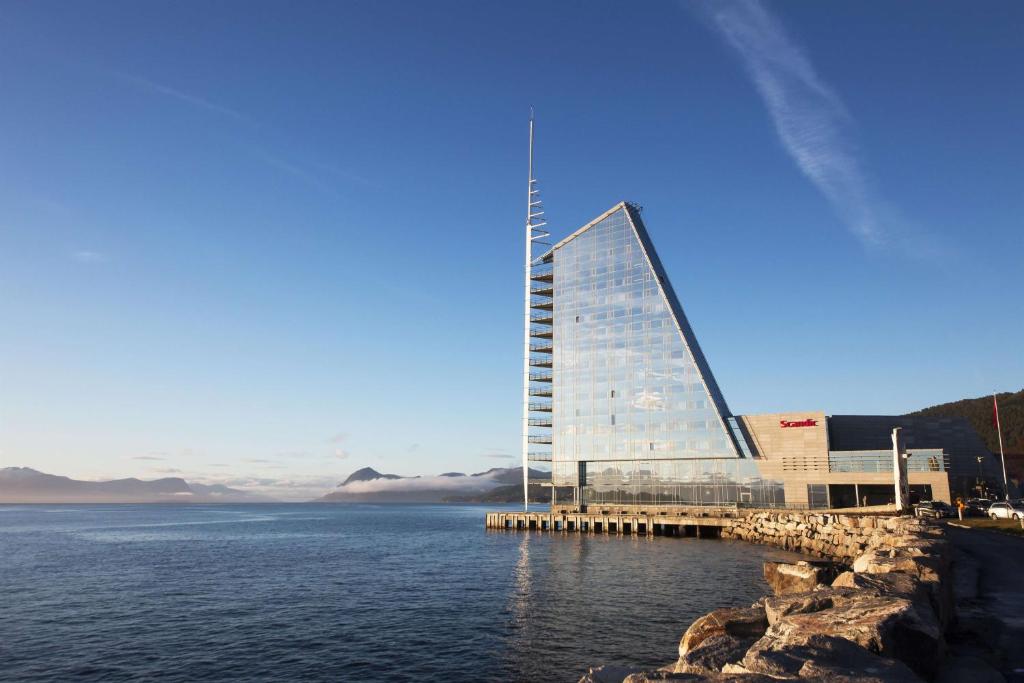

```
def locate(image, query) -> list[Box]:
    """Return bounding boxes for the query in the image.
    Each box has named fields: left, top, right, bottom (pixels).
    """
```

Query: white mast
left=522, top=110, right=549, bottom=511
left=995, top=393, right=1009, bottom=500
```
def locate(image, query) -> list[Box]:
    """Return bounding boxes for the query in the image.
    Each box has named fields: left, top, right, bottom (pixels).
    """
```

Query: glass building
left=526, top=202, right=785, bottom=507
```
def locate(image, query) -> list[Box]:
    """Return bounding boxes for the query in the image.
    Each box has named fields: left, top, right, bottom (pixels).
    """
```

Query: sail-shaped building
left=525, top=201, right=783, bottom=508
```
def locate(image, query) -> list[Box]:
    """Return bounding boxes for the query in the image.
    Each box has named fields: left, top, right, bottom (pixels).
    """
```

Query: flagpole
left=995, top=393, right=1010, bottom=501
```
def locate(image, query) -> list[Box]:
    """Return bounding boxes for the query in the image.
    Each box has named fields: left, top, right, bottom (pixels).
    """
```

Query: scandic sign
left=780, top=419, right=818, bottom=428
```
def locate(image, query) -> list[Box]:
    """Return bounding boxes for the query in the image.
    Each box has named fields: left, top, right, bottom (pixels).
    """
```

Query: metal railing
left=528, top=402, right=552, bottom=412
left=528, top=418, right=552, bottom=427
left=531, top=286, right=554, bottom=297
left=529, top=357, right=552, bottom=368
left=531, top=299, right=553, bottom=311
left=827, top=450, right=949, bottom=473
left=530, top=313, right=553, bottom=324
left=529, top=371, right=552, bottom=382
left=528, top=435, right=553, bottom=444
left=530, top=327, right=553, bottom=339
left=530, top=266, right=553, bottom=282
left=528, top=387, right=552, bottom=397
left=530, top=343, right=553, bottom=354
left=528, top=452, right=553, bottom=461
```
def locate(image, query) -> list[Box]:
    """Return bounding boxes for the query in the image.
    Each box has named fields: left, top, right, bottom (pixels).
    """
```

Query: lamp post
left=976, top=456, right=984, bottom=497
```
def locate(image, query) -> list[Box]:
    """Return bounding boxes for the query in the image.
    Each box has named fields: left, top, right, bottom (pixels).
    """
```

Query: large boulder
left=795, top=636, right=924, bottom=682
left=762, top=587, right=871, bottom=625
left=678, top=606, right=768, bottom=658
left=578, top=665, right=643, bottom=683
left=672, top=634, right=756, bottom=674
left=623, top=672, right=777, bottom=682
left=832, top=569, right=952, bottom=631
left=852, top=548, right=948, bottom=585
left=762, top=560, right=831, bottom=595
left=740, top=633, right=924, bottom=681
left=746, top=594, right=943, bottom=679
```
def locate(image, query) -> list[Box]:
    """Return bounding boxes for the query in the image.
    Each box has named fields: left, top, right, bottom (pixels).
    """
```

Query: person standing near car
left=956, top=497, right=965, bottom=521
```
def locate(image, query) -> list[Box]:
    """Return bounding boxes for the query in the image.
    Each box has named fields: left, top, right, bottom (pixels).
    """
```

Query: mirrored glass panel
left=551, top=207, right=737, bottom=473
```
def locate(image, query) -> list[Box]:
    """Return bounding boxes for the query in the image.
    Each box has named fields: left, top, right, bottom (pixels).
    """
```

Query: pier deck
left=485, top=508, right=740, bottom=537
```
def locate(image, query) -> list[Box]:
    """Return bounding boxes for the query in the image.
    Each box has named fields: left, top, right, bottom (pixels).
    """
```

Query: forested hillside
left=911, top=389, right=1024, bottom=454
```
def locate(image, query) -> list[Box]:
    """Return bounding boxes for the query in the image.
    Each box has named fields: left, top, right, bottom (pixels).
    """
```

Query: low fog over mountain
left=318, top=466, right=550, bottom=503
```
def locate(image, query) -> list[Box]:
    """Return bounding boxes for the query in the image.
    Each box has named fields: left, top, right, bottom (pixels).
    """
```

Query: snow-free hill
left=0, top=467, right=276, bottom=503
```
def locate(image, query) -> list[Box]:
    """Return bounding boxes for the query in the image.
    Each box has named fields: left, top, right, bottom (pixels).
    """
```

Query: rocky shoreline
left=580, top=511, right=987, bottom=682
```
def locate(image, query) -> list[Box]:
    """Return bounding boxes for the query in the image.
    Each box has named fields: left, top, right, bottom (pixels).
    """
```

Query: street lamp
left=976, top=456, right=984, bottom=497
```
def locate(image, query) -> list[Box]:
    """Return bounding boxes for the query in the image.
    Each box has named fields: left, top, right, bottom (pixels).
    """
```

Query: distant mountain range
left=0, top=468, right=276, bottom=504
left=8, top=390, right=1017, bottom=505
left=318, top=466, right=551, bottom=503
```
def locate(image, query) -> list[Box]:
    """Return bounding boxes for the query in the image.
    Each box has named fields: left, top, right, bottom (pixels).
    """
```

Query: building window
left=807, top=484, right=829, bottom=509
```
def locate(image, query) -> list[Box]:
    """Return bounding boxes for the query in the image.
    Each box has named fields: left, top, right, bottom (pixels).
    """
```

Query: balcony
left=529, top=357, right=552, bottom=368
left=530, top=269, right=553, bottom=283
left=528, top=435, right=552, bottom=444
left=530, top=342, right=553, bottom=354
left=530, top=327, right=553, bottom=339
left=529, top=371, right=552, bottom=382
left=528, top=402, right=552, bottom=412
left=828, top=449, right=949, bottom=473
left=528, top=386, right=552, bottom=397
left=528, top=452, right=552, bottom=462
left=531, top=298, right=553, bottom=311
left=531, top=286, right=554, bottom=297
left=530, top=312, right=553, bottom=325
left=528, top=418, right=552, bottom=427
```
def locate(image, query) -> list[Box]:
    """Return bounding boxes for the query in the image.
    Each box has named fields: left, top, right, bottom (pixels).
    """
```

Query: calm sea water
left=0, top=504, right=800, bottom=682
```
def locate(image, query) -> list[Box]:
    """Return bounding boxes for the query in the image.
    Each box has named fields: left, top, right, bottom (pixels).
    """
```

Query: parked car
left=965, top=499, right=992, bottom=517
left=988, top=501, right=1024, bottom=520
left=914, top=501, right=952, bottom=519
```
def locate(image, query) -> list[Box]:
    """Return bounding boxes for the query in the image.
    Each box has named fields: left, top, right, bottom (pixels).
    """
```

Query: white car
left=987, top=501, right=1024, bottom=520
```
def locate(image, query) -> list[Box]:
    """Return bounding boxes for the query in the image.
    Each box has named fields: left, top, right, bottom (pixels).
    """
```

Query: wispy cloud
left=111, top=72, right=357, bottom=199
left=72, top=250, right=107, bottom=263
left=481, top=448, right=514, bottom=460
left=696, top=1, right=887, bottom=246
left=131, top=455, right=165, bottom=461
left=117, top=73, right=248, bottom=122
left=276, top=450, right=313, bottom=459
left=248, top=146, right=340, bottom=197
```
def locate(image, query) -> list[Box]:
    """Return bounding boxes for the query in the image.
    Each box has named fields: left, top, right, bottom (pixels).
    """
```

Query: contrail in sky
left=116, top=72, right=249, bottom=122
left=697, top=0, right=884, bottom=246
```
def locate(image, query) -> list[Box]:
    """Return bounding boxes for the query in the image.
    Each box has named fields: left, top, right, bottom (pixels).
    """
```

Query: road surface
left=946, top=524, right=1024, bottom=682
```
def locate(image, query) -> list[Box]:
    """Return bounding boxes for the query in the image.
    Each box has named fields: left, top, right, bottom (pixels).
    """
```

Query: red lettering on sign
left=780, top=419, right=818, bottom=428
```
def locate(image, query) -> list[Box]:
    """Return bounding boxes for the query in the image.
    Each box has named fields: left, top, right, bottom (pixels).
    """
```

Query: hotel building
left=523, top=200, right=999, bottom=509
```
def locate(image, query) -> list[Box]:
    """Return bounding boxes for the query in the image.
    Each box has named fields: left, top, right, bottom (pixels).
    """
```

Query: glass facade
left=547, top=204, right=785, bottom=505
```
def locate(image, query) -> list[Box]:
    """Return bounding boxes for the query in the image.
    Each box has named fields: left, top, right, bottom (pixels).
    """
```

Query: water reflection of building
left=523, top=202, right=999, bottom=508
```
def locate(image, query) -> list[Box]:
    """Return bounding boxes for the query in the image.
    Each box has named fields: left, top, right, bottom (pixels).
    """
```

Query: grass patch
left=952, top=517, right=1024, bottom=537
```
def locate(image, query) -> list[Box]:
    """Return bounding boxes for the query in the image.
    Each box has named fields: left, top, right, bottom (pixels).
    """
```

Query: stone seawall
left=718, top=511, right=937, bottom=566
left=581, top=512, right=961, bottom=683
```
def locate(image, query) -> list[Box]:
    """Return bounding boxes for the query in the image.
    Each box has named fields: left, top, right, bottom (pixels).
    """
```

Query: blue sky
left=1, top=1, right=1021, bottom=499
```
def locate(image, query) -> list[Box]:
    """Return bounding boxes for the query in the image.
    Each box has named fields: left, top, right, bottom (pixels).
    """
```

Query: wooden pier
left=485, top=508, right=739, bottom=538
